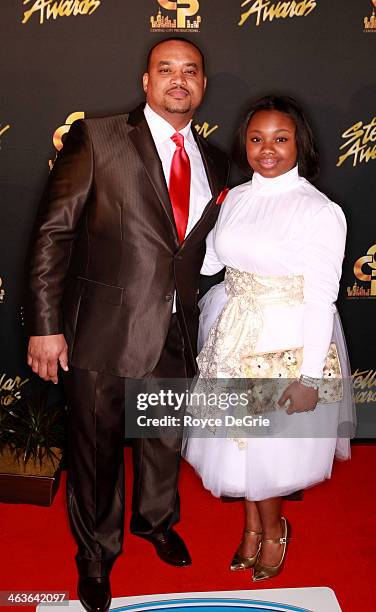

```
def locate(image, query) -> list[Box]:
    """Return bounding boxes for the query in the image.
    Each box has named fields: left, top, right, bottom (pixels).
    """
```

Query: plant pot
left=0, top=446, right=63, bottom=506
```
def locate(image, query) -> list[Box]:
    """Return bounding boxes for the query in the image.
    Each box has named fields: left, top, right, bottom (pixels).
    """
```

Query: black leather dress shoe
left=77, top=576, right=111, bottom=612
left=138, top=529, right=192, bottom=566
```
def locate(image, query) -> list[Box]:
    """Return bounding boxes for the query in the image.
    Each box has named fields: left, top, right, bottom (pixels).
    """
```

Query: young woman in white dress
left=184, top=96, right=354, bottom=581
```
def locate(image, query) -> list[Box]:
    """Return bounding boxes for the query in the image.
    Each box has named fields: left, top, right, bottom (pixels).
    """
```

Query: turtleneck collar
left=251, top=165, right=301, bottom=195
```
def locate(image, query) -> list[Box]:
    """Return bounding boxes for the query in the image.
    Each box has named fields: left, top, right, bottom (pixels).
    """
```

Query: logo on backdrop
left=150, top=0, right=201, bottom=32
left=0, top=374, right=29, bottom=407
left=238, top=0, right=317, bottom=27
left=352, top=368, right=376, bottom=404
left=347, top=244, right=376, bottom=299
left=49, top=111, right=85, bottom=169
left=0, top=277, right=5, bottom=304
left=194, top=121, right=218, bottom=138
left=336, top=116, right=376, bottom=168
left=364, top=0, right=376, bottom=32
left=22, top=0, right=101, bottom=25
left=0, top=123, right=11, bottom=150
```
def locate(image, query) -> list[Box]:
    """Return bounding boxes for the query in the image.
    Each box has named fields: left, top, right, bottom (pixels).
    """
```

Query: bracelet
left=299, top=374, right=321, bottom=390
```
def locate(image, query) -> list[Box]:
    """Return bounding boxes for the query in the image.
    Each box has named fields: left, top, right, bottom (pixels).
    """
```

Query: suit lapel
left=127, top=106, right=223, bottom=249
left=128, top=106, right=179, bottom=245
left=192, top=127, right=220, bottom=200
left=181, top=127, right=221, bottom=244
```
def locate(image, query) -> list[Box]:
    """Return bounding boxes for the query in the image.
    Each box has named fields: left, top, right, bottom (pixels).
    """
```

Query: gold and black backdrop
left=1, top=1, right=375, bottom=436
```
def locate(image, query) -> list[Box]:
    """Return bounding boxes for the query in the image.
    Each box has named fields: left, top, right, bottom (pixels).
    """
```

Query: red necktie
left=169, top=132, right=191, bottom=243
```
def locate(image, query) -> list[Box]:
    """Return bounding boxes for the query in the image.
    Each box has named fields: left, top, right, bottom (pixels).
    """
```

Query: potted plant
left=0, top=383, right=65, bottom=506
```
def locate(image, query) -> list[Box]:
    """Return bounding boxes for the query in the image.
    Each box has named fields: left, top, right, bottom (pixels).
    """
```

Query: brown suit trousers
left=64, top=315, right=187, bottom=577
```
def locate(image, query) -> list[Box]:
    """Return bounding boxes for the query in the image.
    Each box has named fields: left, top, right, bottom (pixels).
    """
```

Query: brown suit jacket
left=26, top=105, right=229, bottom=377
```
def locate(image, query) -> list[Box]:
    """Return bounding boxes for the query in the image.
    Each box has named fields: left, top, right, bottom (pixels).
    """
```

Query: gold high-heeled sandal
left=230, top=528, right=263, bottom=571
left=252, top=516, right=290, bottom=582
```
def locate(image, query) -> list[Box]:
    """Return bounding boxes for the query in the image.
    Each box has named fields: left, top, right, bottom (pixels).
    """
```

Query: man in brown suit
left=27, top=38, right=229, bottom=612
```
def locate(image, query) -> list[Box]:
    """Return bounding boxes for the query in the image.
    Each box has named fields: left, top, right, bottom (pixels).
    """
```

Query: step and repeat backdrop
left=1, top=1, right=375, bottom=435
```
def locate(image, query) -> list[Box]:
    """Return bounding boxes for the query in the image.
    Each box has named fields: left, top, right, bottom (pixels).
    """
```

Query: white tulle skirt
left=183, top=281, right=355, bottom=501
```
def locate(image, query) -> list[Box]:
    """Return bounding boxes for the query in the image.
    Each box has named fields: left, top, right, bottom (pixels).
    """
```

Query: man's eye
left=276, top=137, right=288, bottom=142
left=250, top=137, right=262, bottom=143
left=185, top=69, right=197, bottom=75
left=160, top=68, right=170, bottom=73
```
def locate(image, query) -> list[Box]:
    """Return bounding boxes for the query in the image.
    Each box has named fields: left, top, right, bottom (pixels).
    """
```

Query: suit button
left=165, top=294, right=173, bottom=302
left=176, top=255, right=183, bottom=261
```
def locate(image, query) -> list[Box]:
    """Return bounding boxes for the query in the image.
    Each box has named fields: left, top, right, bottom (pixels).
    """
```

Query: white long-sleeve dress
left=183, top=166, right=354, bottom=501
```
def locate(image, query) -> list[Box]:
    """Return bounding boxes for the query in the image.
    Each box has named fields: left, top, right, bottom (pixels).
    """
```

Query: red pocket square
left=215, top=187, right=229, bottom=205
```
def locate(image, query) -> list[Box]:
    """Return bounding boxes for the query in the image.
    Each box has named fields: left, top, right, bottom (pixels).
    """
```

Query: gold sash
left=197, top=268, right=343, bottom=410
left=197, top=268, right=305, bottom=379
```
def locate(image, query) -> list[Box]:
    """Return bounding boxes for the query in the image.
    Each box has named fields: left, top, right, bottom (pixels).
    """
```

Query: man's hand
left=27, top=334, right=68, bottom=384
left=278, top=381, right=318, bottom=414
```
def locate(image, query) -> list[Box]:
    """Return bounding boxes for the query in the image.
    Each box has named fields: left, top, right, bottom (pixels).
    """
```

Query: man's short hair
left=146, top=37, right=206, bottom=74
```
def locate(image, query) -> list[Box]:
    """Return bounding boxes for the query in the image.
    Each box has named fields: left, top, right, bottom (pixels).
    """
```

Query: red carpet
left=0, top=445, right=375, bottom=612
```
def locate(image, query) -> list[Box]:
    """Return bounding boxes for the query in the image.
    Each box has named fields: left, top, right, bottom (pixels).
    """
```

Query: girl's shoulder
left=217, top=179, right=252, bottom=213
left=298, top=178, right=345, bottom=218
left=297, top=178, right=347, bottom=232
left=226, top=179, right=253, bottom=199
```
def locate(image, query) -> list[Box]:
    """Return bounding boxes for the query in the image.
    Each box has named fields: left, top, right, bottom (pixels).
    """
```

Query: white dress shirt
left=144, top=103, right=212, bottom=312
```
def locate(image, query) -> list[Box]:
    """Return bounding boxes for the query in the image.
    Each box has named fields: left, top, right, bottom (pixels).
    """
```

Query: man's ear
left=142, top=73, right=149, bottom=94
left=203, top=76, right=207, bottom=93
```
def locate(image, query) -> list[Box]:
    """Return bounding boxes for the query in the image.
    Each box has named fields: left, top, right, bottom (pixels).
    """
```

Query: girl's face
left=246, top=110, right=298, bottom=178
